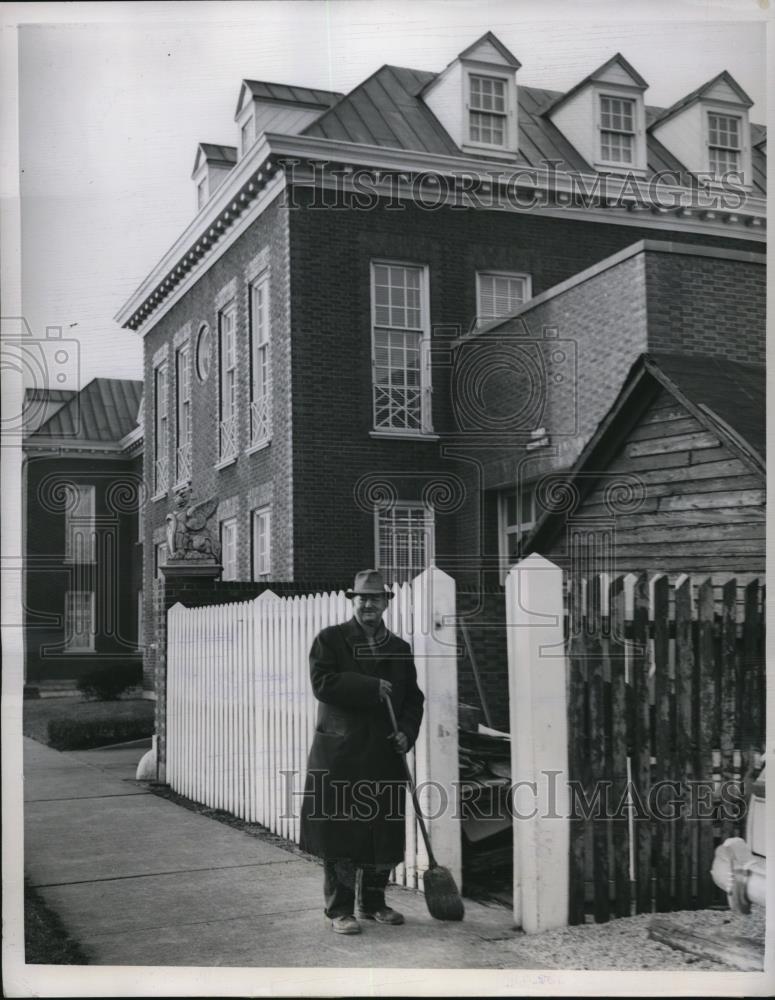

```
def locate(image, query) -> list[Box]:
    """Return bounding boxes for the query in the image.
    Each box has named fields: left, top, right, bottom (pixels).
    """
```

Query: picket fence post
left=506, top=553, right=570, bottom=933
left=411, top=566, right=461, bottom=890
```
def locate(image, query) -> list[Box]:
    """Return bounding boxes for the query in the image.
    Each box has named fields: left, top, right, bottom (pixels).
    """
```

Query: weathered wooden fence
left=566, top=570, right=765, bottom=923
left=506, top=555, right=766, bottom=931
left=165, top=566, right=461, bottom=892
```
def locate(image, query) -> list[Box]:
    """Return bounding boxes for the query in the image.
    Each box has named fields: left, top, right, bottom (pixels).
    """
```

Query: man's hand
left=389, top=731, right=409, bottom=754
left=378, top=679, right=393, bottom=701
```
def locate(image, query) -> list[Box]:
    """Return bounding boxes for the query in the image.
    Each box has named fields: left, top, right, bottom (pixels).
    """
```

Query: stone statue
left=165, top=487, right=221, bottom=562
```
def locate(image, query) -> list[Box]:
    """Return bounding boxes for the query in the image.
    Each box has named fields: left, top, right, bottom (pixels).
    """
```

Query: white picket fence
left=165, top=566, right=461, bottom=891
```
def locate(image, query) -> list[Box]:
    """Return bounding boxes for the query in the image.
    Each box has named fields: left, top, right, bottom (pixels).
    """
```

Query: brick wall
left=24, top=452, right=142, bottom=683
left=644, top=251, right=766, bottom=364
left=141, top=193, right=291, bottom=690
left=287, top=188, right=760, bottom=588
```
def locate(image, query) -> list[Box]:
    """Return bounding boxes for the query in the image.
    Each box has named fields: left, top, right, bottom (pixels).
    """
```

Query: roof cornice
left=116, top=131, right=767, bottom=334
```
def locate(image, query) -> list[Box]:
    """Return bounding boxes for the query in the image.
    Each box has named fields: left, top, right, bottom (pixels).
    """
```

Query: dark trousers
left=323, top=859, right=392, bottom=918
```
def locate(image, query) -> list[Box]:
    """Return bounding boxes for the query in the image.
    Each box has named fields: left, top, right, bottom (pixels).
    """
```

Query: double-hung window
left=64, top=483, right=96, bottom=563
left=153, top=362, right=169, bottom=495
left=220, top=517, right=238, bottom=581
left=251, top=507, right=271, bottom=579
left=376, top=504, right=434, bottom=585
left=175, top=343, right=192, bottom=484
left=599, top=95, right=635, bottom=164
left=476, top=272, right=531, bottom=324
left=218, top=303, right=237, bottom=462
left=371, top=262, right=430, bottom=434
left=499, top=483, right=537, bottom=578
left=707, top=112, right=741, bottom=177
left=249, top=274, right=271, bottom=448
left=469, top=74, right=507, bottom=147
left=64, top=591, right=95, bottom=652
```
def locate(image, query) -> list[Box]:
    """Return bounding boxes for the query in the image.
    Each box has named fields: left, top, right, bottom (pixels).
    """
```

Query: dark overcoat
left=298, top=617, right=425, bottom=864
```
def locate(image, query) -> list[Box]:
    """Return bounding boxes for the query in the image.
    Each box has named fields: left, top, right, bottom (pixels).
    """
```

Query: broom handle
left=384, top=695, right=437, bottom=869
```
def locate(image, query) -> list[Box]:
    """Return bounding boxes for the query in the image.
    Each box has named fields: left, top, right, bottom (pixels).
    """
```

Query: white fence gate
left=165, top=566, right=461, bottom=891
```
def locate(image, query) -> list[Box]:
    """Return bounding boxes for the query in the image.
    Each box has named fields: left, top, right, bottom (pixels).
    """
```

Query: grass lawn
left=23, top=697, right=155, bottom=747
left=25, top=881, right=88, bottom=965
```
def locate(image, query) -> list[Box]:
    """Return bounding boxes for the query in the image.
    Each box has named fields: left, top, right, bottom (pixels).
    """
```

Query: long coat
left=298, top=617, right=425, bottom=864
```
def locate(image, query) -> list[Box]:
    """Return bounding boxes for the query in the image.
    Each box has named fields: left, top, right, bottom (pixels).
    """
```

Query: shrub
left=47, top=715, right=154, bottom=751
left=77, top=663, right=141, bottom=701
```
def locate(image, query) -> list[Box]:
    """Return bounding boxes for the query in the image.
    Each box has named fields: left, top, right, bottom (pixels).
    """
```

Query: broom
left=385, top=696, right=465, bottom=921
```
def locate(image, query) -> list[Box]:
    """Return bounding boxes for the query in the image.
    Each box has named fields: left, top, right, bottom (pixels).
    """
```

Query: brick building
left=23, top=379, right=144, bottom=690
left=115, top=33, right=766, bottom=704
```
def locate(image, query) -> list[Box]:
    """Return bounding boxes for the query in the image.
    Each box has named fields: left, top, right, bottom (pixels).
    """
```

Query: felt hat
left=345, top=568, right=394, bottom=600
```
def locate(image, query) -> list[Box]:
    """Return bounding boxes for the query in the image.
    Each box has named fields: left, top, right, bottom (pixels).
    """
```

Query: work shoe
left=358, top=906, right=405, bottom=925
left=331, top=915, right=362, bottom=935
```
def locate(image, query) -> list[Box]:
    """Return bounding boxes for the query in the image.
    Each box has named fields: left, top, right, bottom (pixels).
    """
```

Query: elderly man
left=299, top=569, right=425, bottom=935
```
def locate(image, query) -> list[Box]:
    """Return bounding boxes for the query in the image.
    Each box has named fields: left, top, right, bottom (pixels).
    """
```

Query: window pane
left=378, top=506, right=433, bottom=584
left=600, top=96, right=634, bottom=133
left=478, top=273, right=528, bottom=319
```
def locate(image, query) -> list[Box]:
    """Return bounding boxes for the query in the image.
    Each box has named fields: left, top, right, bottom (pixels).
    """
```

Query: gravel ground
left=495, top=904, right=766, bottom=970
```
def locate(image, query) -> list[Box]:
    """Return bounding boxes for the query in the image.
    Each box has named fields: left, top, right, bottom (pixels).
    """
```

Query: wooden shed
left=525, top=353, right=765, bottom=576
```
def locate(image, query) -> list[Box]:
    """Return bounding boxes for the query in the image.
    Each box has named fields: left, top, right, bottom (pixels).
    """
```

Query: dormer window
left=599, top=95, right=635, bottom=164
left=469, top=74, right=508, bottom=146
left=707, top=112, right=741, bottom=177
left=421, top=32, right=521, bottom=160
left=241, top=116, right=254, bottom=156
left=545, top=53, right=648, bottom=176
left=648, top=70, right=754, bottom=189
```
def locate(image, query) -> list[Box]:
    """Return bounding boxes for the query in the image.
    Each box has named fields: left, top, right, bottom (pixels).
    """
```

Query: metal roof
left=197, top=143, right=237, bottom=164
left=304, top=65, right=766, bottom=194
left=30, top=378, right=143, bottom=443
left=242, top=79, right=343, bottom=108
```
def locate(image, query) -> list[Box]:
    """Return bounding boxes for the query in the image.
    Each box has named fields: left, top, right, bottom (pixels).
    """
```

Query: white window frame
left=220, top=517, right=238, bottom=581
left=497, top=483, right=537, bottom=583
left=248, top=273, right=272, bottom=451
left=706, top=109, right=742, bottom=179
left=217, top=302, right=238, bottom=465
left=463, top=68, right=516, bottom=155
left=370, top=260, right=432, bottom=437
left=374, top=502, right=435, bottom=585
left=64, top=590, right=95, bottom=652
left=476, top=271, right=532, bottom=325
left=64, top=483, right=96, bottom=563
left=153, top=361, right=169, bottom=497
left=593, top=87, right=646, bottom=174
left=175, top=342, right=192, bottom=486
left=598, top=93, right=636, bottom=166
left=251, top=506, right=271, bottom=579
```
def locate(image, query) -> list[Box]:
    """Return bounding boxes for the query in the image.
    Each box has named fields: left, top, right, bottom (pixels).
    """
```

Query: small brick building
left=23, top=379, right=144, bottom=688
left=115, top=33, right=766, bottom=713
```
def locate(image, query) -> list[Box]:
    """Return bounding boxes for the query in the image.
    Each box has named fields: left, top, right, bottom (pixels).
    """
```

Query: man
left=299, top=569, right=425, bottom=935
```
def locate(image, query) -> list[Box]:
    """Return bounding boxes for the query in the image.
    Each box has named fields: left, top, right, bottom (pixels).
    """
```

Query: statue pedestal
left=161, top=559, right=222, bottom=580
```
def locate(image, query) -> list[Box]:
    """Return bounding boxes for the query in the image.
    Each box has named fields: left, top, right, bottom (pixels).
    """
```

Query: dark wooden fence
left=566, top=573, right=765, bottom=923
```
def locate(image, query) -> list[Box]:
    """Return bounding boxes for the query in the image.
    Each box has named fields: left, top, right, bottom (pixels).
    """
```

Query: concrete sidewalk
left=24, top=737, right=524, bottom=968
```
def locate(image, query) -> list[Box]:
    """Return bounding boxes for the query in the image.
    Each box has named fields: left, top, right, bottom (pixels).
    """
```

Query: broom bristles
left=423, top=865, right=465, bottom=921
